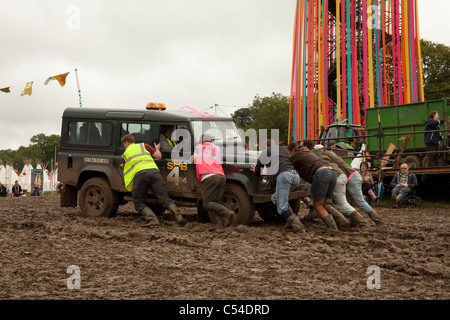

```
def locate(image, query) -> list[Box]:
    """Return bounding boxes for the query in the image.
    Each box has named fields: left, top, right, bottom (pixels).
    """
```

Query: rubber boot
left=368, top=189, right=379, bottom=202
left=348, top=211, right=370, bottom=231
left=391, top=194, right=398, bottom=209
left=224, top=209, right=236, bottom=228
left=321, top=214, right=339, bottom=231
left=326, top=206, right=350, bottom=230
left=302, top=206, right=319, bottom=221
left=396, top=194, right=404, bottom=206
left=140, top=207, right=160, bottom=226
left=207, top=202, right=235, bottom=228
left=168, top=203, right=188, bottom=226
left=366, top=209, right=384, bottom=227
left=285, top=214, right=306, bottom=233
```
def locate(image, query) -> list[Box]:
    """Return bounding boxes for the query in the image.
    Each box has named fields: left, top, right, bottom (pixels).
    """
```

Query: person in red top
left=192, top=133, right=236, bottom=228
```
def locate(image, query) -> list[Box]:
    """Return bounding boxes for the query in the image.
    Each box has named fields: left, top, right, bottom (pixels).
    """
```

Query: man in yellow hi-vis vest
left=159, top=125, right=176, bottom=153
left=121, top=134, right=187, bottom=226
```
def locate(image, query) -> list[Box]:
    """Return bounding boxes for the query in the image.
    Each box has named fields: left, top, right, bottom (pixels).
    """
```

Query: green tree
left=0, top=133, right=60, bottom=171
left=232, top=107, right=256, bottom=130
left=421, top=39, right=450, bottom=100
left=29, top=133, right=60, bottom=164
left=232, top=92, right=290, bottom=145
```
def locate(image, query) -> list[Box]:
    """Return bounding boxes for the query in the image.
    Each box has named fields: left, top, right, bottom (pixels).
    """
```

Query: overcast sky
left=0, top=0, right=449, bottom=151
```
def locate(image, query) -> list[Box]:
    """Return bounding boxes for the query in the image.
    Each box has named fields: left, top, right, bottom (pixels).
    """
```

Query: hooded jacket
left=424, top=118, right=445, bottom=145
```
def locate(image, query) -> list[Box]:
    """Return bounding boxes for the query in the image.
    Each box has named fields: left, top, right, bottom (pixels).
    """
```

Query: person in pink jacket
left=192, top=133, right=236, bottom=228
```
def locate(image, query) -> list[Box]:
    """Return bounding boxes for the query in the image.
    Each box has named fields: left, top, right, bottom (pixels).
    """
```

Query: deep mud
left=0, top=195, right=448, bottom=300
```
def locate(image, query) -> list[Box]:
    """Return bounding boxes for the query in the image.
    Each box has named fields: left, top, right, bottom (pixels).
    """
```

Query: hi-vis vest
left=160, top=134, right=175, bottom=147
left=194, top=142, right=224, bottom=181
left=122, top=143, right=158, bottom=191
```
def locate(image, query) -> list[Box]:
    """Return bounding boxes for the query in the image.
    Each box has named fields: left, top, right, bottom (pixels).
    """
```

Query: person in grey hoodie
left=389, top=163, right=418, bottom=208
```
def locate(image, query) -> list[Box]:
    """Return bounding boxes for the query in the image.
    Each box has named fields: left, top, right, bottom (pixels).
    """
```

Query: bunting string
left=1, top=70, right=73, bottom=97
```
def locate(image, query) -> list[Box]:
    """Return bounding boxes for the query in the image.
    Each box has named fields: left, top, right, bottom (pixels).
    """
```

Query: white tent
left=18, top=164, right=33, bottom=192
left=0, top=164, right=6, bottom=188
left=43, top=169, right=52, bottom=192
left=4, top=164, right=19, bottom=193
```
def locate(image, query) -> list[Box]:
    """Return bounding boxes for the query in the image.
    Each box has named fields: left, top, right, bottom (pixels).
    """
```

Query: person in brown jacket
left=302, top=140, right=383, bottom=230
left=287, top=141, right=340, bottom=231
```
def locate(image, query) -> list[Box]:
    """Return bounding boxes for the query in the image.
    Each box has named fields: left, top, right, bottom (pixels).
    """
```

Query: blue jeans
left=271, top=171, right=301, bottom=220
left=311, top=168, right=337, bottom=200
left=346, top=171, right=373, bottom=213
left=392, top=186, right=411, bottom=198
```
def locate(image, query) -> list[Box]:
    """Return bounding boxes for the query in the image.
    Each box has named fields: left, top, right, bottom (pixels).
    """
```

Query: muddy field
left=0, top=195, right=448, bottom=301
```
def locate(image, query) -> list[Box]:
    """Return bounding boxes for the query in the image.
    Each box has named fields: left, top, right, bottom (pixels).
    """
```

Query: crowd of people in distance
left=0, top=180, right=64, bottom=197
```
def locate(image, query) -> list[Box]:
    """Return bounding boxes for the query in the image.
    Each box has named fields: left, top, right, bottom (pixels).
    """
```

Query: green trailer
left=365, top=98, right=449, bottom=168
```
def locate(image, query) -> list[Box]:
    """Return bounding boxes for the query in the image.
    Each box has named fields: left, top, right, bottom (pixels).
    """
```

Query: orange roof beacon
left=146, top=102, right=166, bottom=111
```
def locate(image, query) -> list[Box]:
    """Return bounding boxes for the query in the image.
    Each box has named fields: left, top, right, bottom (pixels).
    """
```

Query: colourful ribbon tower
left=289, top=0, right=424, bottom=141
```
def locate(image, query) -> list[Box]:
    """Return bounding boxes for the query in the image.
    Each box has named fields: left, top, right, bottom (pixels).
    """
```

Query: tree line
left=0, top=133, right=60, bottom=172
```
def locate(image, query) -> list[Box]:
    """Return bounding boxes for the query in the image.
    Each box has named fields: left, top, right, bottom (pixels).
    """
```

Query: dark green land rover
left=58, top=106, right=310, bottom=225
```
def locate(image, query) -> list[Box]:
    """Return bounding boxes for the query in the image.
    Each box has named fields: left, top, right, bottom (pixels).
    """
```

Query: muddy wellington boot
left=321, top=214, right=339, bottom=231
left=348, top=211, right=370, bottom=231
left=396, top=194, right=404, bottom=207
left=207, top=202, right=236, bottom=228
left=368, top=189, right=379, bottom=202
left=224, top=210, right=237, bottom=228
left=325, top=206, right=350, bottom=230
left=285, top=214, right=306, bottom=233
left=168, top=203, right=188, bottom=226
left=366, top=210, right=384, bottom=227
left=302, top=206, right=319, bottom=221
left=391, top=194, right=398, bottom=209
left=140, top=207, right=160, bottom=226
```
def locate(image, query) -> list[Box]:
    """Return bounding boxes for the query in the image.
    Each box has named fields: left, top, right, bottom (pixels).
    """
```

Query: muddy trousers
left=132, top=169, right=174, bottom=212
left=201, top=174, right=227, bottom=212
left=346, top=172, right=373, bottom=213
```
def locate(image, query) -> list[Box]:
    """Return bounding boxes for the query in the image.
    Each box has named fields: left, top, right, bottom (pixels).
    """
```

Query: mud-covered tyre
left=220, top=183, right=255, bottom=225
left=79, top=177, right=119, bottom=218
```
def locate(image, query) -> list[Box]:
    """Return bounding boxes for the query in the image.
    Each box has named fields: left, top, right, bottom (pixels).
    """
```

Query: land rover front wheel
left=79, top=177, right=119, bottom=218
left=220, top=183, right=255, bottom=225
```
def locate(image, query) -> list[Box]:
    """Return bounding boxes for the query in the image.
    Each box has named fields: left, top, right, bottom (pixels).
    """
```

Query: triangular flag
left=44, top=72, right=69, bottom=87
left=0, top=87, right=10, bottom=93
left=20, top=82, right=33, bottom=96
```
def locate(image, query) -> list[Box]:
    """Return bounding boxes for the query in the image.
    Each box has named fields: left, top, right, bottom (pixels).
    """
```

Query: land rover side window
left=157, top=123, right=189, bottom=144
left=121, top=123, right=151, bottom=143
left=68, top=121, right=112, bottom=146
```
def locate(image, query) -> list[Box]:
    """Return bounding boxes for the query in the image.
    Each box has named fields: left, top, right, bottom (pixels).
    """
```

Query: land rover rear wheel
left=79, top=177, right=119, bottom=218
